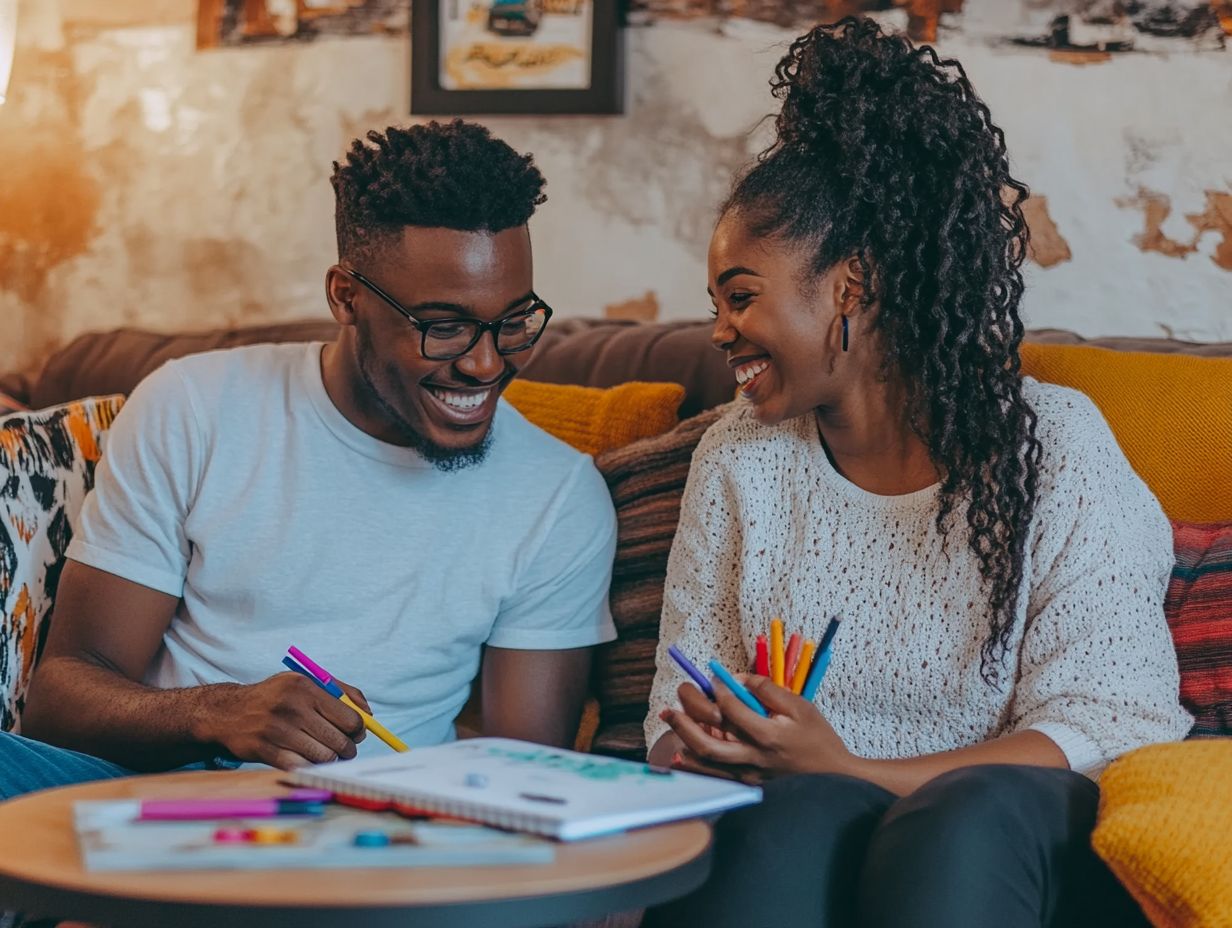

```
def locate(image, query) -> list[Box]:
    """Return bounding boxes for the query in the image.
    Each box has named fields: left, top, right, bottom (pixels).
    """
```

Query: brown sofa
left=4, top=318, right=1230, bottom=416
left=3, top=319, right=1229, bottom=928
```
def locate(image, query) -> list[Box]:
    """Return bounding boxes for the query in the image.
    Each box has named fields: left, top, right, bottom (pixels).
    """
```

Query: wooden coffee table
left=0, top=769, right=713, bottom=928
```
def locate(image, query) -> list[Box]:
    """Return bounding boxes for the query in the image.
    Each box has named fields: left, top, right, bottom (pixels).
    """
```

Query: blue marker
left=667, top=644, right=716, bottom=700
left=801, top=616, right=841, bottom=702
left=707, top=659, right=769, bottom=717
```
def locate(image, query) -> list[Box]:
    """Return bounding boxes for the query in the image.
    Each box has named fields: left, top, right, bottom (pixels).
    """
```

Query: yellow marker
left=341, top=694, right=410, bottom=753
left=250, top=827, right=299, bottom=845
left=769, top=618, right=785, bottom=687
left=790, top=641, right=816, bottom=695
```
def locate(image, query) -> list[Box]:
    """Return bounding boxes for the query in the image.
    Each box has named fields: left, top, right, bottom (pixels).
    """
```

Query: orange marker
left=790, top=641, right=816, bottom=694
left=783, top=633, right=802, bottom=687
left=769, top=619, right=785, bottom=687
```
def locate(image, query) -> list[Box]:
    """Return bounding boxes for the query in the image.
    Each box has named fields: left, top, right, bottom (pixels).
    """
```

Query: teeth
left=431, top=388, right=491, bottom=411
left=735, top=360, right=769, bottom=385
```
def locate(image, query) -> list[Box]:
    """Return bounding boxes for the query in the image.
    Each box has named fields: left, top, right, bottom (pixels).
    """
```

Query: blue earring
left=841, top=315, right=849, bottom=352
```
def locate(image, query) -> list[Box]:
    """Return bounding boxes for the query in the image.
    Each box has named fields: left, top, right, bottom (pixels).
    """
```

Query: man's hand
left=199, top=672, right=369, bottom=770
left=659, top=674, right=855, bottom=785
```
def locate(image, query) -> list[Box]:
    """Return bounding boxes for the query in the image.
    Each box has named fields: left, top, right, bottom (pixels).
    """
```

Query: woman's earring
left=841, top=315, right=849, bottom=352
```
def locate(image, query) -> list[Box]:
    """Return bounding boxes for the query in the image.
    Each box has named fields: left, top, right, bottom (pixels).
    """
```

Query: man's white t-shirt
left=67, top=342, right=617, bottom=756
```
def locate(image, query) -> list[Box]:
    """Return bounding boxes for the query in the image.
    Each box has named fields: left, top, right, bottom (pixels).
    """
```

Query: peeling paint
left=1118, top=189, right=1199, bottom=258
left=196, top=0, right=405, bottom=48
left=604, top=291, right=661, bottom=322
left=0, top=2, right=1229, bottom=378
left=1186, top=191, right=1232, bottom=270
left=1118, top=187, right=1232, bottom=270
left=1022, top=196, right=1073, bottom=268
left=0, top=52, right=100, bottom=303
left=1048, top=49, right=1112, bottom=65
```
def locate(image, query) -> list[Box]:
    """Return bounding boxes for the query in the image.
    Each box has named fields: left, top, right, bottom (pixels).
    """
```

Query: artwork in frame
left=411, top=1, right=623, bottom=115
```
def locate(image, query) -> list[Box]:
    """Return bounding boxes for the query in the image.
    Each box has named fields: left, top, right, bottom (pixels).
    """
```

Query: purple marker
left=667, top=644, right=717, bottom=700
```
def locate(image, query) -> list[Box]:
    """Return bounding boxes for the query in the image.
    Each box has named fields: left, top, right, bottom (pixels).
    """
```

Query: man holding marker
left=0, top=121, right=616, bottom=800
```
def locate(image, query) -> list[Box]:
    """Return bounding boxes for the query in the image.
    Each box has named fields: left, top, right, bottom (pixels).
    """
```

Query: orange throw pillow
left=503, top=380, right=685, bottom=457
left=1020, top=343, right=1232, bottom=523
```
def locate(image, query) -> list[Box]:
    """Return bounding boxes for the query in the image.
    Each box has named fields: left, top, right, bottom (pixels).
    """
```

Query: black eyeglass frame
left=340, top=266, right=554, bottom=361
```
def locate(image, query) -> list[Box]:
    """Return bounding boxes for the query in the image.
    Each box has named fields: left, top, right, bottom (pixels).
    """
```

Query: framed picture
left=411, top=1, right=623, bottom=115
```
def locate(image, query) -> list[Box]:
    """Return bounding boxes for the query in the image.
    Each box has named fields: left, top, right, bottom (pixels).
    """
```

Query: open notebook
left=289, top=738, right=763, bottom=841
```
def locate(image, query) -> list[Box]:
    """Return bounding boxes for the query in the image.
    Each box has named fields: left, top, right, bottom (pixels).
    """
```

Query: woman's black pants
left=644, top=765, right=1147, bottom=928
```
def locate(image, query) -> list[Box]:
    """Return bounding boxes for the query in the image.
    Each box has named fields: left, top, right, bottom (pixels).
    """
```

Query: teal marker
left=707, top=659, right=769, bottom=717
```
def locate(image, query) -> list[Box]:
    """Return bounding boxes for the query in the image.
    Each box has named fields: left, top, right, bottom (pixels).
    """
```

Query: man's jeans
left=0, top=731, right=138, bottom=802
left=0, top=732, right=148, bottom=927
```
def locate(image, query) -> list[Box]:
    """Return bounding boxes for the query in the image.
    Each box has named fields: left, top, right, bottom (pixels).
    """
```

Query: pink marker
left=287, top=646, right=333, bottom=685
left=138, top=798, right=325, bottom=821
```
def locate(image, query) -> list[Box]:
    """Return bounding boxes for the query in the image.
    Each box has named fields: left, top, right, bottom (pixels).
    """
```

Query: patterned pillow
left=1165, top=521, right=1232, bottom=737
left=0, top=396, right=125, bottom=732
left=590, top=405, right=726, bottom=760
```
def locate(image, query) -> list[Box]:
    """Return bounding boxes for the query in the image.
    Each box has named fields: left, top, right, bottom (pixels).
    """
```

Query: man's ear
left=325, top=265, right=360, bottom=326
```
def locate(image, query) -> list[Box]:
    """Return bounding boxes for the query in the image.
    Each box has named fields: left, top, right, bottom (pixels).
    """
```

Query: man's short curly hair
left=331, top=119, right=547, bottom=263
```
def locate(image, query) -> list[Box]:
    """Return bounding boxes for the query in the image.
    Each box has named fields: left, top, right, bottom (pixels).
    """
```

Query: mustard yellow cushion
left=1093, top=741, right=1232, bottom=928
left=1020, top=343, right=1232, bottom=523
left=503, top=380, right=686, bottom=457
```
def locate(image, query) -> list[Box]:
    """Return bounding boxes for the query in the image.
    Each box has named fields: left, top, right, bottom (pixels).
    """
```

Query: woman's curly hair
left=726, top=17, right=1042, bottom=682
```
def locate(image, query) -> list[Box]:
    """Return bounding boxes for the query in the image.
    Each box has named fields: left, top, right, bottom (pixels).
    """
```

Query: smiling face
left=707, top=211, right=859, bottom=426
left=327, top=225, right=536, bottom=467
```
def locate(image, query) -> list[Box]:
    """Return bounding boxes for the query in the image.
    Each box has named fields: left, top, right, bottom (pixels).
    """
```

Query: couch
left=2, top=318, right=1230, bottom=925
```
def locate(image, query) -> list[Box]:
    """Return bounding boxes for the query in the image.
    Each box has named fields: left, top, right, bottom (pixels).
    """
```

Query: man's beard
left=355, top=331, right=493, bottom=473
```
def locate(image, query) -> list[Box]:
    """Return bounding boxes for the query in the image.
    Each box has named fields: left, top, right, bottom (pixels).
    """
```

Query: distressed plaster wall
left=0, top=1, right=1229, bottom=376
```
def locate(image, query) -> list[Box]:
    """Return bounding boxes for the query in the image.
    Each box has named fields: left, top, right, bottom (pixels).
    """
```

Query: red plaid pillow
left=1166, top=521, right=1232, bottom=736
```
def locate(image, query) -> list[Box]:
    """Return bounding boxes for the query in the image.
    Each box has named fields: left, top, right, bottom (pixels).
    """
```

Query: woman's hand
left=659, top=674, right=856, bottom=784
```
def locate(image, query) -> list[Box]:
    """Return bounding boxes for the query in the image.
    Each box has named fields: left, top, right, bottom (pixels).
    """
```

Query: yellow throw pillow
left=1092, top=741, right=1232, bottom=928
left=503, top=380, right=686, bottom=457
left=1020, top=343, right=1232, bottom=523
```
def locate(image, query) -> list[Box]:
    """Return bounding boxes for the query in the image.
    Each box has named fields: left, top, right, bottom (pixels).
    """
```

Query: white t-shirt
left=69, top=342, right=617, bottom=756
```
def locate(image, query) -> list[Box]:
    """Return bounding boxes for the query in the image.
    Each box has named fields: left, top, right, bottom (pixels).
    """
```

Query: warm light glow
left=0, top=0, right=16, bottom=105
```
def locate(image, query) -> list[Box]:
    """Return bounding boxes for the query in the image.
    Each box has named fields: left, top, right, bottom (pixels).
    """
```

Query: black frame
left=341, top=266, right=554, bottom=360
left=411, top=1, right=623, bottom=115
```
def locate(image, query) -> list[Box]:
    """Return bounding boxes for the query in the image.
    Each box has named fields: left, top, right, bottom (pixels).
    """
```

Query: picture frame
left=411, top=1, right=623, bottom=115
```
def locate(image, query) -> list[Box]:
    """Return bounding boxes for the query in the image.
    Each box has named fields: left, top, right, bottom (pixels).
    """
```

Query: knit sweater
left=645, top=380, right=1193, bottom=777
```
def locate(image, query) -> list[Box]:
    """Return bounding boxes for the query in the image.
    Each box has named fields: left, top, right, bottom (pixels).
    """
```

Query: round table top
left=0, top=768, right=713, bottom=928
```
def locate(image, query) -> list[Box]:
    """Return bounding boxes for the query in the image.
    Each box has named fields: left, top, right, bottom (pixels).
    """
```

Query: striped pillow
left=0, top=396, right=125, bottom=732
left=590, top=406, right=726, bottom=760
left=1166, top=521, right=1232, bottom=737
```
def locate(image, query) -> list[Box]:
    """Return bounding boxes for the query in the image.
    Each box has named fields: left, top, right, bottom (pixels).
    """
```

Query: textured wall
left=0, top=1, right=1229, bottom=377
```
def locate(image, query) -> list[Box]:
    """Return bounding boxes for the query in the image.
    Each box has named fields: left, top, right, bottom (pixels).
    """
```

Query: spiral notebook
left=288, top=737, right=762, bottom=841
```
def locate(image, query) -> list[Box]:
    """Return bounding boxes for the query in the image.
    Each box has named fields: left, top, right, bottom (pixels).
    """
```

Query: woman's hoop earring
left=841, top=315, right=849, bottom=352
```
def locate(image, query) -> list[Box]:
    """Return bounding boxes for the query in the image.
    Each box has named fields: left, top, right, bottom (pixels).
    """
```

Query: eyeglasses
left=341, top=266, right=553, bottom=362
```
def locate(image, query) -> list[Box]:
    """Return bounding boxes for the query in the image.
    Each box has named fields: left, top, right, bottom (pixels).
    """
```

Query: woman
left=643, top=17, right=1190, bottom=928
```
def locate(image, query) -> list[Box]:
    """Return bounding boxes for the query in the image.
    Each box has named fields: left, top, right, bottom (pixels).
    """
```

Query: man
left=0, top=120, right=616, bottom=796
